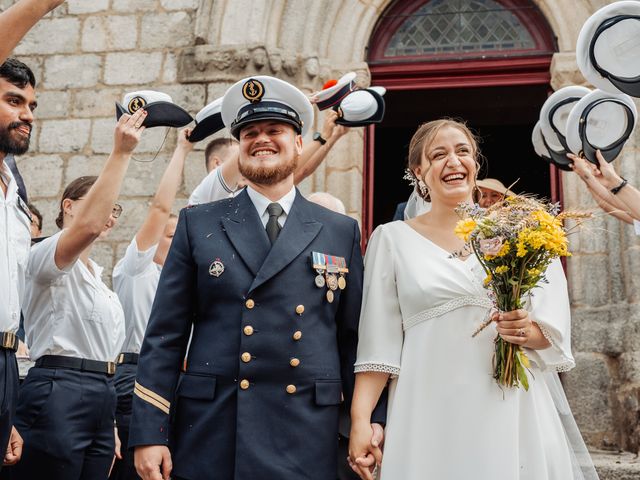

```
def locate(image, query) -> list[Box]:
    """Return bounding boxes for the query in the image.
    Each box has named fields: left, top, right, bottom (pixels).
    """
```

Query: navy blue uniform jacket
left=129, top=189, right=364, bottom=480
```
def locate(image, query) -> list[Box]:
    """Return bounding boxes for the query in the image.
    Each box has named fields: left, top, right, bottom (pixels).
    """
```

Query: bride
left=348, top=119, right=598, bottom=480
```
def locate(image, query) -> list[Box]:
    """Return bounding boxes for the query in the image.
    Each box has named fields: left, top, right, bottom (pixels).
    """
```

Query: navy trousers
left=109, top=363, right=141, bottom=480
left=0, top=350, right=18, bottom=473
left=12, top=367, right=116, bottom=480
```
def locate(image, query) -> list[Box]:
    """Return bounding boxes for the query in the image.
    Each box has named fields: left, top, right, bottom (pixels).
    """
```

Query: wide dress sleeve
left=525, top=258, right=575, bottom=372
left=354, top=224, right=404, bottom=378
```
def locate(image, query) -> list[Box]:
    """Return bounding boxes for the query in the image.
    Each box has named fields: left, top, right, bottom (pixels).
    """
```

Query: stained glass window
left=384, top=0, right=536, bottom=58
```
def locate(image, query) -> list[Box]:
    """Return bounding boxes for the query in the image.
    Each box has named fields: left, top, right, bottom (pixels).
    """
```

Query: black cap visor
left=115, top=101, right=193, bottom=128
left=189, top=112, right=224, bottom=143
left=316, top=81, right=356, bottom=111
left=334, top=89, right=386, bottom=127
left=230, top=102, right=302, bottom=139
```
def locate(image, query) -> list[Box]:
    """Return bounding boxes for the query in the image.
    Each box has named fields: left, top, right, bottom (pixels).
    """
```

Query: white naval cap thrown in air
left=115, top=90, right=193, bottom=128
left=576, top=0, right=640, bottom=97
left=538, top=86, right=592, bottom=170
left=565, top=88, right=637, bottom=164
left=189, top=97, right=224, bottom=143
left=221, top=76, right=314, bottom=139
left=334, top=86, right=386, bottom=127
left=531, top=121, right=561, bottom=168
left=312, top=72, right=358, bottom=111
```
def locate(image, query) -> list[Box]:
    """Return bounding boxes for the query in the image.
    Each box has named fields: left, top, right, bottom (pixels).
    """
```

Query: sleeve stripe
left=216, top=168, right=235, bottom=194
left=134, top=381, right=171, bottom=411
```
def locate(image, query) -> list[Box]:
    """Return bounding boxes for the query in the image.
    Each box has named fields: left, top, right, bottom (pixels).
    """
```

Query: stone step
left=592, top=451, right=640, bottom=480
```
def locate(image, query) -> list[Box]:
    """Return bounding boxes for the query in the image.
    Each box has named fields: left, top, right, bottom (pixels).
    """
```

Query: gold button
left=292, top=331, right=302, bottom=341
left=245, top=299, right=255, bottom=309
left=286, top=384, right=297, bottom=394
left=241, top=352, right=251, bottom=363
left=289, top=358, right=300, bottom=367
left=240, top=379, right=250, bottom=390
left=295, top=304, right=305, bottom=315
left=243, top=325, right=254, bottom=336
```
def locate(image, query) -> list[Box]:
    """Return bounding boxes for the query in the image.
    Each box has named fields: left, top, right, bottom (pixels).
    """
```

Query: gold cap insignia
left=128, top=96, right=147, bottom=113
left=242, top=79, right=265, bottom=104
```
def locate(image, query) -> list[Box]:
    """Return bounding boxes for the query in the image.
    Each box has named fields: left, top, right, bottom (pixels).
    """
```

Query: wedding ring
left=518, top=329, right=525, bottom=337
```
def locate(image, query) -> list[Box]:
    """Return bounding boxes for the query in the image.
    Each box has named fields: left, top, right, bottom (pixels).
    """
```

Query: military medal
left=209, top=258, right=225, bottom=277
left=312, top=252, right=327, bottom=288
left=337, top=257, right=348, bottom=290
left=326, top=289, right=334, bottom=303
left=325, top=254, right=340, bottom=291
left=338, top=276, right=346, bottom=290
left=326, top=273, right=338, bottom=291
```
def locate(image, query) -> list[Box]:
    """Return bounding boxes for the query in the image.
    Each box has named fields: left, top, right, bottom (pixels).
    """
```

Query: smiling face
left=478, top=187, right=503, bottom=208
left=237, top=120, right=302, bottom=186
left=0, top=77, right=36, bottom=157
left=412, top=124, right=477, bottom=207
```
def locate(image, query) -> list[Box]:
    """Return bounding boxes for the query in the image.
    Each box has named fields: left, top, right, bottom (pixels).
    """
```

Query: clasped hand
left=493, top=309, right=532, bottom=346
left=348, top=422, right=384, bottom=480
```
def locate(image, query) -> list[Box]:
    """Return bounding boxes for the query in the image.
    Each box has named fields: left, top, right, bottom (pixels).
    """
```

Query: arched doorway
left=363, top=0, right=558, bottom=241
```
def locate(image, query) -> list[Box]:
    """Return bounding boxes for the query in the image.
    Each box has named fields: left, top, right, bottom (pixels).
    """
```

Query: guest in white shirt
left=12, top=109, right=146, bottom=480
left=110, top=128, right=192, bottom=480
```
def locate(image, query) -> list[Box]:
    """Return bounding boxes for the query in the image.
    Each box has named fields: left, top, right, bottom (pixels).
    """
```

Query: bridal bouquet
left=454, top=196, right=588, bottom=390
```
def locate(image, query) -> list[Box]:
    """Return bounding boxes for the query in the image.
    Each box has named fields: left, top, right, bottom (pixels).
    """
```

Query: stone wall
left=3, top=0, right=640, bottom=455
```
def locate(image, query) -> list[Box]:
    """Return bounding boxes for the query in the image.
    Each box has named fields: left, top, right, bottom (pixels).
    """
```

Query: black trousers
left=0, top=350, right=18, bottom=474
left=11, top=367, right=116, bottom=480
left=109, top=363, right=141, bottom=480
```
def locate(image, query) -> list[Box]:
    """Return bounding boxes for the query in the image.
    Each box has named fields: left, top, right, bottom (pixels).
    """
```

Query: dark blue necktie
left=266, top=203, right=283, bottom=245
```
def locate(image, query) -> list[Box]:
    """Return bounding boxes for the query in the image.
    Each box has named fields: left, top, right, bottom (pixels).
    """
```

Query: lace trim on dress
left=532, top=322, right=575, bottom=373
left=403, top=296, right=493, bottom=331
left=354, top=363, right=401, bottom=378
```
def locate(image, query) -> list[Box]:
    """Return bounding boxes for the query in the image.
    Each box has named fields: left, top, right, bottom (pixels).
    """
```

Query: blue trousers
left=0, top=350, right=18, bottom=474
left=12, top=367, right=116, bottom=480
left=109, top=363, right=141, bottom=480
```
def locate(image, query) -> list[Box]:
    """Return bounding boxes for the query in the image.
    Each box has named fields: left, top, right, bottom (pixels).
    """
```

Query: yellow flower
left=454, top=218, right=477, bottom=242
left=527, top=267, right=541, bottom=276
left=496, top=242, right=510, bottom=257
left=495, top=265, right=509, bottom=274
left=483, top=274, right=492, bottom=286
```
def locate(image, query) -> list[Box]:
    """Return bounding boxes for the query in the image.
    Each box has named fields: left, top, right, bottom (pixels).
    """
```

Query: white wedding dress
left=355, top=221, right=597, bottom=480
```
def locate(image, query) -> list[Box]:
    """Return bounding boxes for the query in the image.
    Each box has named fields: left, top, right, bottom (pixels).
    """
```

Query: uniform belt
left=35, top=355, right=116, bottom=375
left=0, top=332, right=19, bottom=351
left=117, top=352, right=139, bottom=365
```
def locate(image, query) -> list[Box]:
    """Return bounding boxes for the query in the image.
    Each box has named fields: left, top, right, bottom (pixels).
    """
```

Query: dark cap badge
left=127, top=96, right=147, bottom=113
left=242, top=79, right=265, bottom=104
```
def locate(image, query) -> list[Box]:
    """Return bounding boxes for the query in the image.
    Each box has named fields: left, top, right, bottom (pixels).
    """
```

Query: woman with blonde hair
left=348, top=119, right=597, bottom=480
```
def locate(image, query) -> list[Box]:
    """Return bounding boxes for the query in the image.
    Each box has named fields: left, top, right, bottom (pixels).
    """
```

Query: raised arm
left=0, top=0, right=65, bottom=64
left=54, top=109, right=146, bottom=269
left=136, top=128, right=192, bottom=251
left=294, top=110, right=348, bottom=184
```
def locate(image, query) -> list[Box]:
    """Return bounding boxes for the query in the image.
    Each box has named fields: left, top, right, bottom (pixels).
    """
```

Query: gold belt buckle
left=107, top=362, right=116, bottom=375
left=117, top=353, right=125, bottom=365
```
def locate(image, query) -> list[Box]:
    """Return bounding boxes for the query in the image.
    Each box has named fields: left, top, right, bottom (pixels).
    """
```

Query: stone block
left=325, top=168, right=362, bottom=215
left=44, top=55, right=102, bottom=89
left=32, top=90, right=70, bottom=119
left=140, top=12, right=194, bottom=49
left=73, top=88, right=122, bottom=118
left=90, top=118, right=117, bottom=155
left=183, top=150, right=207, bottom=196
left=104, top=52, right=163, bottom=85
left=563, top=352, right=617, bottom=448
left=82, top=15, right=138, bottom=52
left=67, top=0, right=109, bottom=14
left=624, top=246, right=640, bottom=303
left=162, top=53, right=178, bottom=83
left=160, top=84, right=206, bottom=112
left=120, top=156, right=169, bottom=197
left=16, top=56, right=44, bottom=86
left=14, top=18, right=80, bottom=55
left=160, top=0, right=198, bottom=9
left=567, top=253, right=611, bottom=307
left=592, top=451, right=640, bottom=480
left=64, top=155, right=108, bottom=185
left=571, top=305, right=628, bottom=355
left=206, top=82, right=233, bottom=103
left=112, top=0, right=157, bottom=11
left=15, top=154, right=63, bottom=198
left=39, top=119, right=90, bottom=153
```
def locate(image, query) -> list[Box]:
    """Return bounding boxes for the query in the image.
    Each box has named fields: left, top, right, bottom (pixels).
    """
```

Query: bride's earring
left=418, top=178, right=430, bottom=200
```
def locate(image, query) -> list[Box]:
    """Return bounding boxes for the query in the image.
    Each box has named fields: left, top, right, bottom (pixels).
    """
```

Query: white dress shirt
left=188, top=167, right=239, bottom=206
left=112, top=237, right=162, bottom=354
left=0, top=161, right=31, bottom=333
left=23, top=231, right=125, bottom=362
left=246, top=185, right=296, bottom=228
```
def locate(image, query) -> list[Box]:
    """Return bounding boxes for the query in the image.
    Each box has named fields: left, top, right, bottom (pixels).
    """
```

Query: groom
left=130, top=75, right=383, bottom=480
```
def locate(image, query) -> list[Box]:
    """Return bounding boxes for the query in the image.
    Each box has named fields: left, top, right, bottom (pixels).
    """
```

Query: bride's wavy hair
left=407, top=118, right=484, bottom=201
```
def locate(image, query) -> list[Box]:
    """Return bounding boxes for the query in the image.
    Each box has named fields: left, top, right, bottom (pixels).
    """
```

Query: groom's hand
left=135, top=445, right=172, bottom=480
left=348, top=422, right=384, bottom=479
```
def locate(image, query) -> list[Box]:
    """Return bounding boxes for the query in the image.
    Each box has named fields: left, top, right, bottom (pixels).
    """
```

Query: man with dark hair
left=0, top=57, right=38, bottom=469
